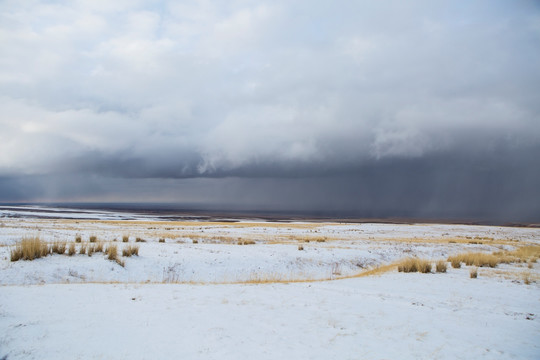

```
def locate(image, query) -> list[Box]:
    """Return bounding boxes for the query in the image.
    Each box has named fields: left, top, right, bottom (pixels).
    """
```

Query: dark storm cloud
left=1, top=0, right=539, bottom=220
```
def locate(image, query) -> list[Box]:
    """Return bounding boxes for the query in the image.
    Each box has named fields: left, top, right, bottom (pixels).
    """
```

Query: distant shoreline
left=0, top=203, right=538, bottom=228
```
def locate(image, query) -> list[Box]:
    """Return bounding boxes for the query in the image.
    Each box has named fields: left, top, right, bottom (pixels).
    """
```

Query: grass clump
left=122, top=235, right=129, bottom=243
left=87, top=244, right=95, bottom=257
left=298, top=245, right=304, bottom=251
left=51, top=241, right=67, bottom=255
left=447, top=252, right=498, bottom=268
left=449, top=257, right=461, bottom=268
left=68, top=243, right=76, bottom=256
left=398, top=258, right=432, bottom=273
left=192, top=239, right=198, bottom=244
left=89, top=235, right=97, bottom=243
left=237, top=239, right=256, bottom=245
left=107, top=244, right=118, bottom=261
left=436, top=260, right=447, bottom=273
left=506, top=245, right=540, bottom=263
left=159, top=238, right=165, bottom=243
left=135, top=237, right=146, bottom=243
left=122, top=245, right=139, bottom=257
left=417, top=260, right=432, bottom=273
left=75, top=235, right=82, bottom=243
left=448, top=245, right=540, bottom=270
left=10, top=237, right=49, bottom=261
left=94, top=242, right=104, bottom=253
left=79, top=243, right=87, bottom=255
left=470, top=267, right=478, bottom=278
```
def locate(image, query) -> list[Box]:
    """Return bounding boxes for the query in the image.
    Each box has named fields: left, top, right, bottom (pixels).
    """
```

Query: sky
left=1, top=0, right=539, bottom=221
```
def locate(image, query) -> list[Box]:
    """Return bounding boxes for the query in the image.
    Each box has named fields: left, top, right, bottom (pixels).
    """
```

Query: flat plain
left=1, top=206, right=539, bottom=359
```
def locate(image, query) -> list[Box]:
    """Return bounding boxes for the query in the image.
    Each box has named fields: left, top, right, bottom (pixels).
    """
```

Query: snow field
left=0, top=213, right=539, bottom=359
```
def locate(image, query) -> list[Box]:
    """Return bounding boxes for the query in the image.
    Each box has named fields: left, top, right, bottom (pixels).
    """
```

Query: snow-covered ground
left=0, top=208, right=539, bottom=359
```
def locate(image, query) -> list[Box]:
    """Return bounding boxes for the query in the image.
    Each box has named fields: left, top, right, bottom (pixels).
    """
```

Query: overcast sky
left=1, top=1, right=539, bottom=221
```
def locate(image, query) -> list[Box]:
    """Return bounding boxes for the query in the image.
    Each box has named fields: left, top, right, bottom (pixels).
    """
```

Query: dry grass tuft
left=79, top=243, right=87, bottom=255
left=159, top=238, right=165, bottom=243
left=398, top=258, right=432, bottom=273
left=192, top=239, right=198, bottom=244
left=87, top=244, right=95, bottom=257
left=122, top=245, right=139, bottom=257
left=450, top=258, right=461, bottom=268
left=417, top=260, right=432, bottom=273
left=107, top=244, right=118, bottom=261
left=51, top=241, right=66, bottom=255
left=10, top=246, right=22, bottom=262
left=447, top=245, right=540, bottom=270
left=298, top=245, right=304, bottom=251
left=447, top=253, right=498, bottom=268
left=470, top=267, right=478, bottom=278
left=89, top=235, right=97, bottom=243
left=237, top=239, right=256, bottom=245
left=122, top=235, right=129, bottom=243
left=10, top=237, right=49, bottom=261
left=135, top=237, right=146, bottom=243
left=507, top=245, right=540, bottom=262
left=68, top=243, right=76, bottom=256
left=75, top=235, right=82, bottom=243
left=436, top=260, right=447, bottom=273
left=94, top=242, right=104, bottom=253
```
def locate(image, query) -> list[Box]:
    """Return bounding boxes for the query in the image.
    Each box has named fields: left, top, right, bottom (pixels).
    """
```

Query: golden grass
left=107, top=244, right=118, bottom=261
left=68, top=243, right=76, bottom=256
left=159, top=238, right=165, bottom=243
left=75, top=235, right=82, bottom=243
left=506, top=245, right=540, bottom=262
left=397, top=258, right=432, bottom=273
left=237, top=239, right=256, bottom=245
left=450, top=258, right=461, bottom=268
left=87, top=244, right=95, bottom=257
left=122, top=245, right=139, bottom=257
left=298, top=245, right=304, bottom=251
left=448, top=245, right=540, bottom=269
left=436, top=260, right=447, bottom=273
left=89, top=235, right=97, bottom=243
left=51, top=241, right=66, bottom=255
left=447, top=253, right=498, bottom=268
left=122, top=235, right=129, bottom=242
left=523, top=272, right=531, bottom=285
left=10, top=237, right=49, bottom=261
left=79, top=243, right=87, bottom=255
left=135, top=237, right=145, bottom=242
left=94, top=242, right=104, bottom=253
left=470, top=267, right=478, bottom=278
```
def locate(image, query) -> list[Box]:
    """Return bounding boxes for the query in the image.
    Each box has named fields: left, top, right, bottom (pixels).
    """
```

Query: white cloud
left=0, top=0, right=539, bottom=179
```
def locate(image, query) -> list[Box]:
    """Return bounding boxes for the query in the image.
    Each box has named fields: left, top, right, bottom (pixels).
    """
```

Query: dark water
left=1, top=202, right=537, bottom=227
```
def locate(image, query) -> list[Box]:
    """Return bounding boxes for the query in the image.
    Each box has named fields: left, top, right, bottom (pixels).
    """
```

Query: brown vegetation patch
left=435, top=260, right=447, bottom=273
left=10, top=237, right=49, bottom=261
left=106, top=245, right=118, bottom=261
left=397, top=258, right=432, bottom=273
left=122, top=245, right=139, bottom=257
left=51, top=241, right=66, bottom=255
